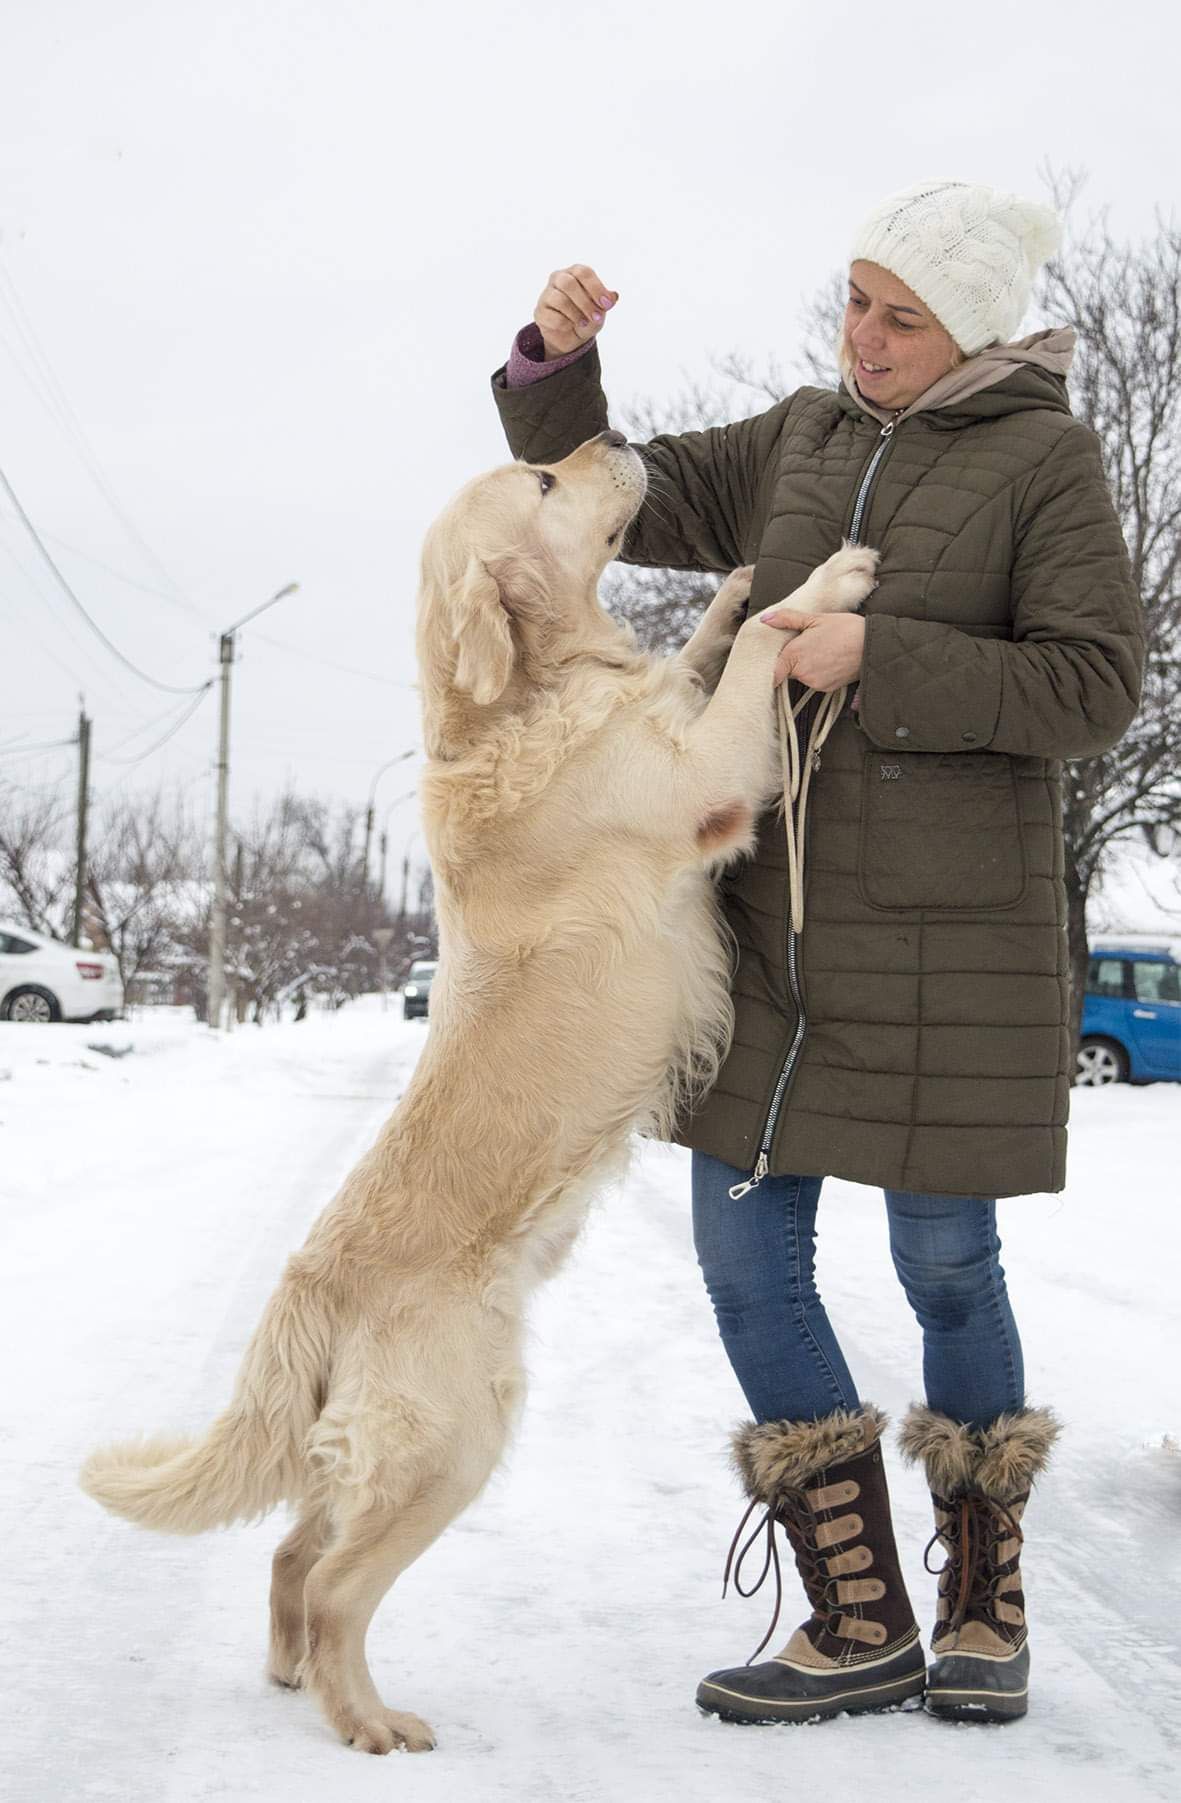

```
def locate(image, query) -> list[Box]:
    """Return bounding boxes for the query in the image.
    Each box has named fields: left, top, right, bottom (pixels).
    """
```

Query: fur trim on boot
left=898, top=1403, right=1061, bottom=1725
left=897, top=1404, right=1061, bottom=1501
left=732, top=1404, right=888, bottom=1505
left=697, top=1403, right=924, bottom=1725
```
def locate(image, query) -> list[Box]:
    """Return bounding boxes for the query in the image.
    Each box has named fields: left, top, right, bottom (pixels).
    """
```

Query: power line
left=100, top=683, right=213, bottom=767
left=0, top=735, right=77, bottom=760
left=3, top=513, right=214, bottom=622
left=2, top=509, right=416, bottom=693
left=0, top=260, right=416, bottom=710
left=246, top=629, right=416, bottom=690
left=97, top=686, right=215, bottom=760
left=0, top=262, right=87, bottom=446
left=0, top=531, right=201, bottom=760
left=0, top=460, right=208, bottom=696
left=96, top=733, right=211, bottom=806
left=2, top=537, right=177, bottom=740
left=0, top=762, right=77, bottom=802
left=0, top=255, right=196, bottom=612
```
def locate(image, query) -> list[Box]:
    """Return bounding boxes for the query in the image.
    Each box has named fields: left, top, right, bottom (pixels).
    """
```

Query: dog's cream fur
left=80, top=432, right=877, bottom=1754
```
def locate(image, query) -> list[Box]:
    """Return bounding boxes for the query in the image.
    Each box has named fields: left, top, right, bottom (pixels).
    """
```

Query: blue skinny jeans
left=691, top=1151, right=1024, bottom=1430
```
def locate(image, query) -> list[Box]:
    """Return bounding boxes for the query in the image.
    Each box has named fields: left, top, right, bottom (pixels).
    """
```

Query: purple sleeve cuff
left=505, top=321, right=596, bottom=388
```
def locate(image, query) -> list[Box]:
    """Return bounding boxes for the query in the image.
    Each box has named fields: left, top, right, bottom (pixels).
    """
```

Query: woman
left=489, top=182, right=1143, bottom=1725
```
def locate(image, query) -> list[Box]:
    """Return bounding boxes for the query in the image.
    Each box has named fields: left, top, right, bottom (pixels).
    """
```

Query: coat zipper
left=728, top=416, right=899, bottom=1201
left=849, top=417, right=897, bottom=542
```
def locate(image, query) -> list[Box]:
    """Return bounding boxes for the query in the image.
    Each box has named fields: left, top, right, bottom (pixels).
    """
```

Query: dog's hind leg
left=268, top=1501, right=333, bottom=1688
left=299, top=1463, right=490, bottom=1754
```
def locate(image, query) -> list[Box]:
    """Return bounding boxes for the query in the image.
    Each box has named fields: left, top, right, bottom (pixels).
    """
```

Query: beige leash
left=778, top=681, right=848, bottom=934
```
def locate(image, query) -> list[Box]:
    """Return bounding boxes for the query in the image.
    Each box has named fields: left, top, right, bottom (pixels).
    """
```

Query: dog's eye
left=537, top=471, right=556, bottom=496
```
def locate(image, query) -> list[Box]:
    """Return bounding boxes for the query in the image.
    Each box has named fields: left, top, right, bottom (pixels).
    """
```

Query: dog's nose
left=598, top=430, right=628, bottom=449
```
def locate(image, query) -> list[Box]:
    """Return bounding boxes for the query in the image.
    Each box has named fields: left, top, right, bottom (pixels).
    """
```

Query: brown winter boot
left=696, top=1404, right=926, bottom=1724
left=899, top=1404, right=1061, bottom=1723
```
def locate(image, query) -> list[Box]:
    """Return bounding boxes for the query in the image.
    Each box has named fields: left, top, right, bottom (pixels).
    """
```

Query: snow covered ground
left=1, top=1000, right=1178, bottom=1803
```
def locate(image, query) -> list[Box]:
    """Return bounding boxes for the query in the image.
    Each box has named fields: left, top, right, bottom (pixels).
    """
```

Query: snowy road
left=1, top=1003, right=1177, bottom=1803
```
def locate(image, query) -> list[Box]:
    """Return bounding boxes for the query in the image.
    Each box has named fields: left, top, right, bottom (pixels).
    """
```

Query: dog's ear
left=451, top=555, right=514, bottom=706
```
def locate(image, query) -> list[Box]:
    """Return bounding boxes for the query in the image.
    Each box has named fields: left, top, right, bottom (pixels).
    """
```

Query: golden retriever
left=80, top=430, right=877, bottom=1754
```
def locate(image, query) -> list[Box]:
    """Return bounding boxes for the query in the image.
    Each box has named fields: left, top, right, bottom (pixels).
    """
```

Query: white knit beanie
left=849, top=180, right=1062, bottom=354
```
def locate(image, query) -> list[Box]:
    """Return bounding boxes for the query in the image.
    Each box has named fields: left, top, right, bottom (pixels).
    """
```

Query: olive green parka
left=490, top=336, right=1143, bottom=1198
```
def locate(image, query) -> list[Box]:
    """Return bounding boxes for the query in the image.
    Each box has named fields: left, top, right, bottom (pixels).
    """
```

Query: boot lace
left=923, top=1490, right=1024, bottom=1633
left=722, top=1491, right=846, bottom=1664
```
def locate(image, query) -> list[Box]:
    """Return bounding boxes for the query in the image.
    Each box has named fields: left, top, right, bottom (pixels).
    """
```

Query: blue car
left=1078, top=944, right=1181, bottom=1085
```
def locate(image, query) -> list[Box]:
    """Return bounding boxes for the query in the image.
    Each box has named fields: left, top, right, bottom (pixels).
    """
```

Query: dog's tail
left=79, top=1278, right=327, bottom=1534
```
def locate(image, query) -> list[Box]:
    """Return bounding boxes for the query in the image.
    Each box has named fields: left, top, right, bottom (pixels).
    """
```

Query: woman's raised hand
left=534, top=265, right=619, bottom=359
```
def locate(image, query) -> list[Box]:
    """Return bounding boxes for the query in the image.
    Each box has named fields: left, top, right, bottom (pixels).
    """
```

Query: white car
left=0, top=921, right=124, bottom=1023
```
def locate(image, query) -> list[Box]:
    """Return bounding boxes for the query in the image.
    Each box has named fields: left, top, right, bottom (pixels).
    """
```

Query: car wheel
left=1076, top=1036, right=1128, bottom=1086
left=2, top=985, right=61, bottom=1024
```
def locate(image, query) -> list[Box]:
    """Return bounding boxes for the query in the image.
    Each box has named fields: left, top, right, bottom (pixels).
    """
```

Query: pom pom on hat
left=849, top=181, right=1062, bottom=354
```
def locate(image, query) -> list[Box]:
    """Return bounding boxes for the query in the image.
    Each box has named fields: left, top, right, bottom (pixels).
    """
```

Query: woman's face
left=842, top=260, right=963, bottom=410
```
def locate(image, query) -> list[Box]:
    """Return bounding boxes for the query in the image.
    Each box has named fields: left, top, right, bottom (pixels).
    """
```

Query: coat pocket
left=857, top=750, right=1027, bottom=912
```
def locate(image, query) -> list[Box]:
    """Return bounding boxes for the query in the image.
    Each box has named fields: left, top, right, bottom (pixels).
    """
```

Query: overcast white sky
left=1, top=0, right=1176, bottom=892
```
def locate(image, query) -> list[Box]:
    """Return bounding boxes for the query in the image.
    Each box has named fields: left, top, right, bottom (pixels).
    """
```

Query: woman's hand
left=762, top=610, right=866, bottom=692
left=534, top=265, right=619, bottom=359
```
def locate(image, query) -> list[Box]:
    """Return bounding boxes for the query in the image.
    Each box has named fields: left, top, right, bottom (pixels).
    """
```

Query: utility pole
left=363, top=750, right=415, bottom=892
left=207, top=582, right=299, bottom=1029
left=397, top=847, right=411, bottom=925
left=72, top=706, right=91, bottom=947
left=208, top=633, right=233, bottom=1029
left=378, top=792, right=417, bottom=912
left=226, top=837, right=245, bottom=1032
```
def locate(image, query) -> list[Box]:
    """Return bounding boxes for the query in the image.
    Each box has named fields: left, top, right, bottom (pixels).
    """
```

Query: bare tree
left=603, top=307, right=831, bottom=646
left=604, top=370, right=793, bottom=649
left=1037, top=174, right=1181, bottom=1051
left=224, top=800, right=318, bottom=1021
left=0, top=770, right=437, bottom=1020
left=88, top=792, right=201, bottom=997
left=0, top=789, right=72, bottom=936
left=214, top=793, right=433, bottom=1018
left=601, top=563, right=715, bottom=655
left=154, top=789, right=393, bottom=1020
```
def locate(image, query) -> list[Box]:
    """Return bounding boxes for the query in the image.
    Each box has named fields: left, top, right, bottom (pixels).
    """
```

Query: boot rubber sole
left=930, top=1680, right=1031, bottom=1723
left=697, top=1639, right=927, bottom=1725
left=925, top=1685, right=1027, bottom=1723
left=925, top=1640, right=1029, bottom=1723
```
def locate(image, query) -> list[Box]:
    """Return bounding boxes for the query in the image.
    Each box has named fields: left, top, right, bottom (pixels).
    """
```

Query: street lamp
left=379, top=794, right=418, bottom=906
left=208, top=581, right=299, bottom=1030
left=362, top=750, right=415, bottom=890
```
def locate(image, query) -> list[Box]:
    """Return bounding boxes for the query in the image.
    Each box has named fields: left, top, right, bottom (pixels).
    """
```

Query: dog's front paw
left=713, top=563, right=755, bottom=622
left=813, top=543, right=880, bottom=612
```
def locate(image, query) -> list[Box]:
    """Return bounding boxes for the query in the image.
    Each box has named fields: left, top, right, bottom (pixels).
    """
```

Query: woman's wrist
left=505, top=323, right=596, bottom=390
